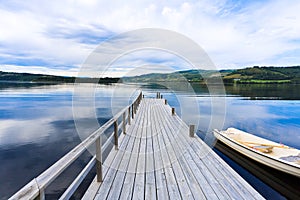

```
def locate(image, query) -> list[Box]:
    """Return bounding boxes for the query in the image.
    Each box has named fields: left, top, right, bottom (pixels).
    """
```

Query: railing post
left=132, top=104, right=134, bottom=119
left=189, top=125, right=195, bottom=137
left=96, top=137, right=103, bottom=182
left=165, top=99, right=167, bottom=105
left=172, top=107, right=175, bottom=115
left=136, top=102, right=138, bottom=111
left=122, top=112, right=126, bottom=134
left=114, top=120, right=119, bottom=150
left=38, top=190, right=45, bottom=200
left=128, top=107, right=131, bottom=125
left=134, top=103, right=137, bottom=114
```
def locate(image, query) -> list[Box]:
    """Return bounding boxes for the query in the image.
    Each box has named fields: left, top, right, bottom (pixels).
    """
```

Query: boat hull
left=213, top=129, right=300, bottom=177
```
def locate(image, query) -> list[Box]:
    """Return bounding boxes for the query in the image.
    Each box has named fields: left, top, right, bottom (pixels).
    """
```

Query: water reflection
left=225, top=84, right=300, bottom=100
left=0, top=83, right=139, bottom=199
left=140, top=83, right=300, bottom=149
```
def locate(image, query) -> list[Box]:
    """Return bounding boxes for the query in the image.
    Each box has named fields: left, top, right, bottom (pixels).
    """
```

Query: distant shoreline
left=1, top=66, right=300, bottom=84
left=0, top=71, right=120, bottom=84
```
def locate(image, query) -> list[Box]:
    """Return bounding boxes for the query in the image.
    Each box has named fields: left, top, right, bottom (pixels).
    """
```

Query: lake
left=0, top=82, right=300, bottom=199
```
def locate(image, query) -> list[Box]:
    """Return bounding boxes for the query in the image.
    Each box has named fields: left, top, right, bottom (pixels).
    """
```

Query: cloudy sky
left=0, top=0, right=300, bottom=77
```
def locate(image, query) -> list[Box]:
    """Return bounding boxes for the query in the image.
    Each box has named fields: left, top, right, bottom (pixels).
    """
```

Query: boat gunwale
left=213, top=129, right=300, bottom=171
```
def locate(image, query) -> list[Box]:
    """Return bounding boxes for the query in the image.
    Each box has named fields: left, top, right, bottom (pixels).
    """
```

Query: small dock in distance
left=10, top=92, right=264, bottom=200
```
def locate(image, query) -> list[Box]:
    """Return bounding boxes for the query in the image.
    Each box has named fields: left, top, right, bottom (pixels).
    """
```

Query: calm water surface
left=0, top=83, right=138, bottom=199
left=0, top=83, right=299, bottom=199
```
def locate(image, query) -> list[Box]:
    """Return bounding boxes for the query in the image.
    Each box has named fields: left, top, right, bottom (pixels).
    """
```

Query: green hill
left=122, top=69, right=232, bottom=82
left=0, top=71, right=120, bottom=84
left=0, top=71, right=75, bottom=83
left=223, top=66, right=300, bottom=83
left=123, top=66, right=300, bottom=84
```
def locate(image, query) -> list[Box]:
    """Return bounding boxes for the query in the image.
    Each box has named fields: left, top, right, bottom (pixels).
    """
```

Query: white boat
left=213, top=128, right=300, bottom=177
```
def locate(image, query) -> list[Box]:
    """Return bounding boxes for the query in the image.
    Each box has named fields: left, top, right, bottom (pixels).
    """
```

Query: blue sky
left=0, top=0, right=300, bottom=77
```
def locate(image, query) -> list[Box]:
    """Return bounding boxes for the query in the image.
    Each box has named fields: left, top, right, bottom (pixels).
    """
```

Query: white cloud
left=0, top=0, right=300, bottom=76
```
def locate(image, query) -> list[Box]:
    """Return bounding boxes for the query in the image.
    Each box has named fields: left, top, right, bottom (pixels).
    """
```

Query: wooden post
left=189, top=125, right=195, bottom=137
left=165, top=99, right=167, bottom=105
left=172, top=107, right=175, bottom=115
left=128, top=107, right=131, bottom=125
left=132, top=104, right=134, bottom=119
left=38, top=190, right=45, bottom=200
left=122, top=112, right=126, bottom=134
left=96, top=137, right=103, bottom=182
left=114, top=121, right=118, bottom=150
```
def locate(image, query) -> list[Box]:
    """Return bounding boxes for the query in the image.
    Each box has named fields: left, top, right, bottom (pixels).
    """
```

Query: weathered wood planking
left=167, top=109, right=264, bottom=200
left=158, top=105, right=231, bottom=199
left=151, top=103, right=169, bottom=200
left=105, top=101, right=146, bottom=200
left=86, top=98, right=264, bottom=200
left=94, top=99, right=147, bottom=200
left=158, top=100, right=263, bottom=200
left=144, top=100, right=156, bottom=200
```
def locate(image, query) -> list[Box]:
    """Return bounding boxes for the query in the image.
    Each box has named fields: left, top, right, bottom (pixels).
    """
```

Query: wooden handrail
left=9, top=91, right=142, bottom=200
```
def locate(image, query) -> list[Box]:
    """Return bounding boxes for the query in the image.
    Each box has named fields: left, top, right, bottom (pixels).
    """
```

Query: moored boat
left=213, top=128, right=300, bottom=177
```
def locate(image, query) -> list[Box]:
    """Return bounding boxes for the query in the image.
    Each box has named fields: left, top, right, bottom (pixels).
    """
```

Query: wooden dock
left=10, top=93, right=264, bottom=200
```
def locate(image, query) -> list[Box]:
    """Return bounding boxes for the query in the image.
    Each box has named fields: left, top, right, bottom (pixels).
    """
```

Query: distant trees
left=0, top=71, right=120, bottom=84
left=223, top=66, right=300, bottom=83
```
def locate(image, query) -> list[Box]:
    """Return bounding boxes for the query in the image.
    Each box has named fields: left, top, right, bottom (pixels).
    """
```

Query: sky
left=0, top=0, right=300, bottom=77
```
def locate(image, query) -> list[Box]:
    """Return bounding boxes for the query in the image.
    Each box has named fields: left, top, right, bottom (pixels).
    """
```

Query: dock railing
left=9, top=92, right=143, bottom=200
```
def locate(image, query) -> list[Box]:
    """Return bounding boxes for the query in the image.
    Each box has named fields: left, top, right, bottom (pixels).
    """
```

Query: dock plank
left=156, top=103, right=220, bottom=200
left=168, top=112, right=263, bottom=200
left=158, top=106, right=231, bottom=200
left=152, top=135, right=169, bottom=200
left=161, top=102, right=264, bottom=200
left=154, top=106, right=183, bottom=199
left=105, top=101, right=146, bottom=200
left=94, top=130, right=130, bottom=199
left=132, top=100, right=148, bottom=200
left=94, top=101, right=146, bottom=200
left=145, top=101, right=157, bottom=200
left=155, top=104, right=214, bottom=200
left=82, top=133, right=125, bottom=200
left=155, top=106, right=195, bottom=200
left=118, top=100, right=148, bottom=200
